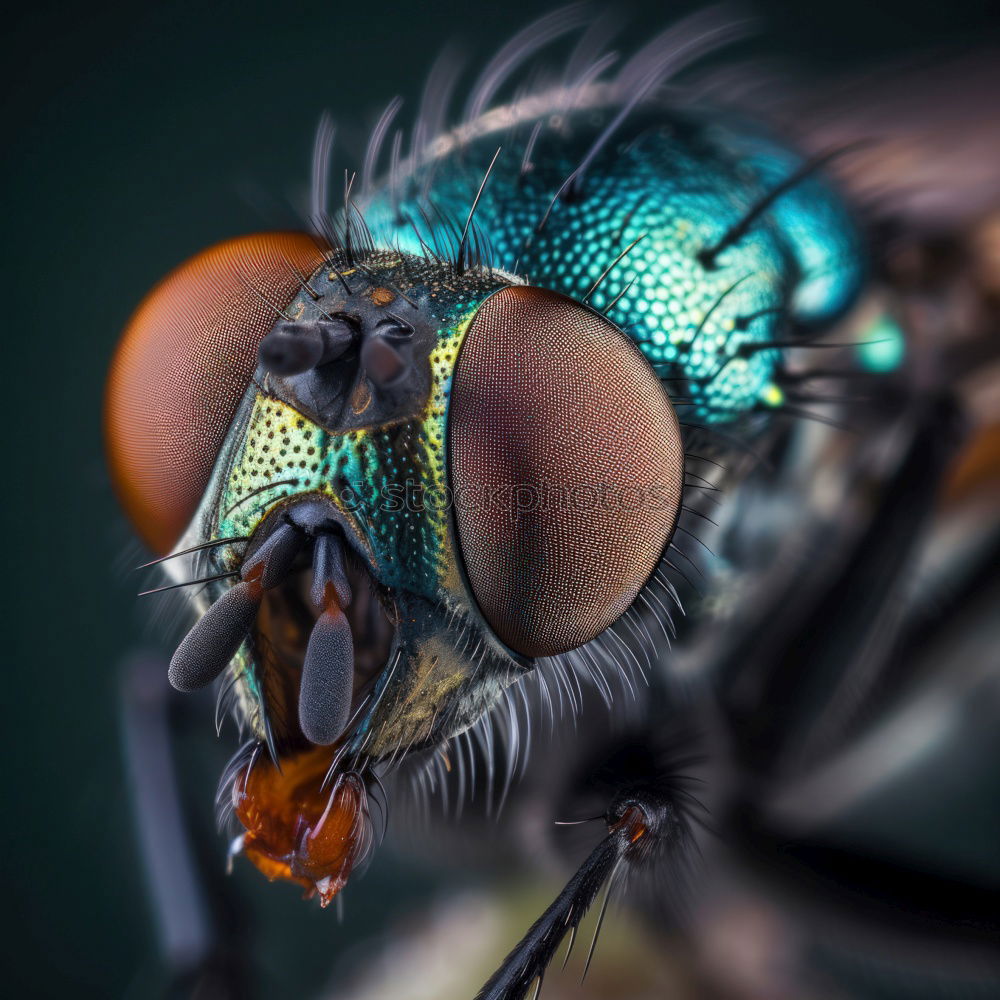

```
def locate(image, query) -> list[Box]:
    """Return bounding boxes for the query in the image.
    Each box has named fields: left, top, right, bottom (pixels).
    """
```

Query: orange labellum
left=233, top=745, right=370, bottom=906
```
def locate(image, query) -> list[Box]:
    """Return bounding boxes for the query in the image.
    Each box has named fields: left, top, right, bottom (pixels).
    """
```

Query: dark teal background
left=4, top=1, right=997, bottom=996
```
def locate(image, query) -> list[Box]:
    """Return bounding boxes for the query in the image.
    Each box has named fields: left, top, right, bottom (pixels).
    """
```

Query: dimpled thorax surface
left=366, top=108, right=862, bottom=424
left=449, top=285, right=683, bottom=658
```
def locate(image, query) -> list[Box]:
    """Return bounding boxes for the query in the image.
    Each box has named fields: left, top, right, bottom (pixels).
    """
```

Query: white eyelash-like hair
left=401, top=543, right=699, bottom=827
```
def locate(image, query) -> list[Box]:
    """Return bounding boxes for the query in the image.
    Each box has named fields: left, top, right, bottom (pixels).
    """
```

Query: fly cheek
left=448, top=285, right=684, bottom=659
left=104, top=233, right=326, bottom=554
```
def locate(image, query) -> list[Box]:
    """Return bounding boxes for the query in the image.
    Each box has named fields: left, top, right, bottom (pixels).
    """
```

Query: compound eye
left=448, top=285, right=684, bottom=658
left=104, top=232, right=325, bottom=554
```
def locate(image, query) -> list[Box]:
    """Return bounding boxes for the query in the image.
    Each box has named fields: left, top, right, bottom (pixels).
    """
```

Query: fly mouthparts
left=299, top=600, right=354, bottom=746
left=168, top=509, right=366, bottom=750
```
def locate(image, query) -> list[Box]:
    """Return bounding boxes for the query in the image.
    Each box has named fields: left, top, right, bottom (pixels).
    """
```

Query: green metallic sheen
left=177, top=253, right=524, bottom=756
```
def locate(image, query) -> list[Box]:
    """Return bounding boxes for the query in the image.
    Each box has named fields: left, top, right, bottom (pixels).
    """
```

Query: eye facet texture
left=449, top=285, right=684, bottom=658
left=105, top=233, right=324, bottom=553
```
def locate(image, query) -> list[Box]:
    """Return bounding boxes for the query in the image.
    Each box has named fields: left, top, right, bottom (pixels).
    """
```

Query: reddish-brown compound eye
left=104, top=232, right=325, bottom=554
left=448, top=285, right=684, bottom=658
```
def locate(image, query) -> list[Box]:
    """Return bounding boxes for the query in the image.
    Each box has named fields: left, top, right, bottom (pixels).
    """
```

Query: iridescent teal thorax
left=364, top=106, right=862, bottom=422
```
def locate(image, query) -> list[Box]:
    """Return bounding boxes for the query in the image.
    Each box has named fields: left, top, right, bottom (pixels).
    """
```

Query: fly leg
left=120, top=650, right=252, bottom=998
left=475, top=777, right=699, bottom=1000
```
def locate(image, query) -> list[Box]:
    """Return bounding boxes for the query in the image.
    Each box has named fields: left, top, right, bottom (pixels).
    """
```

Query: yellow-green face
left=186, top=252, right=523, bottom=758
